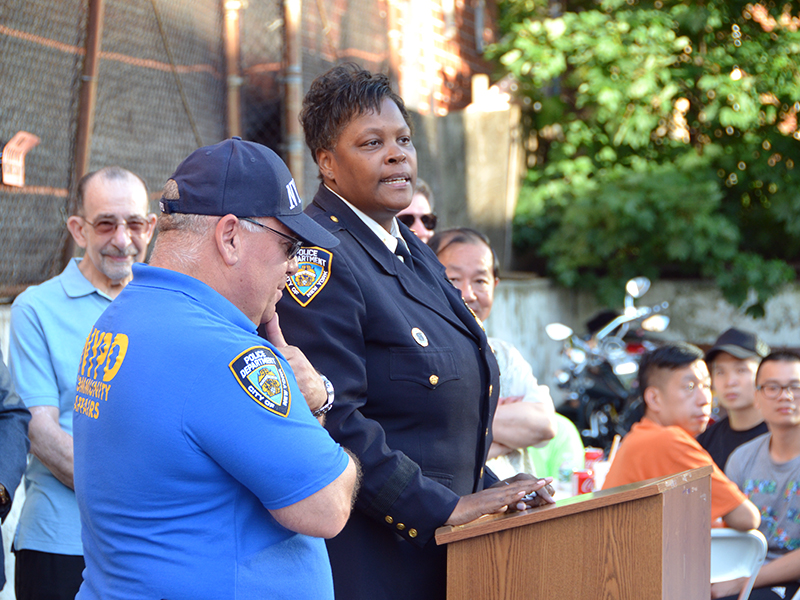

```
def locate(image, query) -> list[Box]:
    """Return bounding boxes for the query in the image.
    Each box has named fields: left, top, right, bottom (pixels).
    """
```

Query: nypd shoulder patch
left=229, top=347, right=292, bottom=417
left=286, top=246, right=333, bottom=307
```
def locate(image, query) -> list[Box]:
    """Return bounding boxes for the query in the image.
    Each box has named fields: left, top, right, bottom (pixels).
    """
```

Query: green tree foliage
left=490, top=0, right=799, bottom=316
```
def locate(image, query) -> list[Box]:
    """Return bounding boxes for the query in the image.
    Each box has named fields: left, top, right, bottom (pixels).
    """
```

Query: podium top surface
left=435, top=465, right=712, bottom=545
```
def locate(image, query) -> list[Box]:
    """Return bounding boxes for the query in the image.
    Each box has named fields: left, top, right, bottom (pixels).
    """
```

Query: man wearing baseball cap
left=72, top=138, right=359, bottom=600
left=697, top=327, right=771, bottom=470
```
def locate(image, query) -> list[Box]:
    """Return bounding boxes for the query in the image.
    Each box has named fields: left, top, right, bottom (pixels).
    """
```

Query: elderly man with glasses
left=718, top=351, right=800, bottom=600
left=8, top=166, right=156, bottom=599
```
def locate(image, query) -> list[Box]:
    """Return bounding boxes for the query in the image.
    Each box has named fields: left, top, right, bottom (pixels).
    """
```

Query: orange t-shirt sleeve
left=603, top=420, right=746, bottom=521
left=672, top=434, right=747, bottom=520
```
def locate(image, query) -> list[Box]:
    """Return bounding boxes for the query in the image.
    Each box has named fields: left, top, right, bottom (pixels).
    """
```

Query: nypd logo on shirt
left=229, top=347, right=291, bottom=417
left=286, top=246, right=333, bottom=307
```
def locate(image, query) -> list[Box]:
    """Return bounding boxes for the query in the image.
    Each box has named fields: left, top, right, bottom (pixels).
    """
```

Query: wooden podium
left=435, top=466, right=712, bottom=600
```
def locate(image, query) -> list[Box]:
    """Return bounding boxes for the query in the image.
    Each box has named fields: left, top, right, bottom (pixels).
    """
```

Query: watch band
left=312, top=374, right=335, bottom=417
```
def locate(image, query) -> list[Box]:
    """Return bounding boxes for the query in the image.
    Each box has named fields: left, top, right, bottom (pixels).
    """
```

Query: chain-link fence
left=1, top=0, right=495, bottom=299
left=1, top=0, right=398, bottom=298
left=241, top=0, right=285, bottom=156
left=0, top=0, right=87, bottom=296
left=1, top=0, right=227, bottom=298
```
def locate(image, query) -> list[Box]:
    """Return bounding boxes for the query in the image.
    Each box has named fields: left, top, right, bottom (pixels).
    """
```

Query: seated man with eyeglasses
left=603, top=343, right=760, bottom=531
left=396, top=178, right=436, bottom=243
left=715, top=351, right=800, bottom=600
left=8, top=167, right=156, bottom=599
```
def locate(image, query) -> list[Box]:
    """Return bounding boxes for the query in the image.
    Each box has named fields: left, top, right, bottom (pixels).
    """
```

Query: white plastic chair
left=710, top=528, right=768, bottom=600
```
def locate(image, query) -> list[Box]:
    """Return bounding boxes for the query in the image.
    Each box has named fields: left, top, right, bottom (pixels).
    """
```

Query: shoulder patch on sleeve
left=285, top=246, right=333, bottom=307
left=229, top=347, right=292, bottom=417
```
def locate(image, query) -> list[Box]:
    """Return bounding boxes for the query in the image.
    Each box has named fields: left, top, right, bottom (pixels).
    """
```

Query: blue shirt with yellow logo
left=73, top=263, right=348, bottom=600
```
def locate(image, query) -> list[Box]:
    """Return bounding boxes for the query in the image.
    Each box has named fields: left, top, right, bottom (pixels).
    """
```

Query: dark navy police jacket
left=274, top=184, right=500, bottom=600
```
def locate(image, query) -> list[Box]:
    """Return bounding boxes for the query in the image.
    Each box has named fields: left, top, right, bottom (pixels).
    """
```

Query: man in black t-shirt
left=696, top=328, right=770, bottom=470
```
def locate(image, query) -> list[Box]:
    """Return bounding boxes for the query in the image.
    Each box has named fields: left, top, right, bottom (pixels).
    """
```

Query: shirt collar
left=61, top=258, right=113, bottom=301
left=324, top=184, right=402, bottom=253
left=129, top=263, right=258, bottom=334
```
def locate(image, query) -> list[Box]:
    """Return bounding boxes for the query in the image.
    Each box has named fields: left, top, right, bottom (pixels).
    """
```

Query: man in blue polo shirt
left=9, top=166, right=156, bottom=599
left=72, top=138, right=359, bottom=600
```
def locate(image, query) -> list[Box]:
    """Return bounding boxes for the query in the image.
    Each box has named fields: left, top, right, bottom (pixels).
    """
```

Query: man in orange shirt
left=603, top=343, right=760, bottom=530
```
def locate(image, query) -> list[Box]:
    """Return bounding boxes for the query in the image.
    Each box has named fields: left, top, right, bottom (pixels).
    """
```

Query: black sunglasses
left=397, top=213, right=437, bottom=231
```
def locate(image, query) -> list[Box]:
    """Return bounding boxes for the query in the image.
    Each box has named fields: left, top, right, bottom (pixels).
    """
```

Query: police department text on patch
left=229, top=347, right=292, bottom=417
left=286, top=246, right=333, bottom=307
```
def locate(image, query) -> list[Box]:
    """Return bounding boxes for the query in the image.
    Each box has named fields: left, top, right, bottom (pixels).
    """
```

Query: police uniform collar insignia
left=286, top=246, right=333, bottom=307
left=411, top=327, right=429, bottom=347
left=229, top=346, right=292, bottom=417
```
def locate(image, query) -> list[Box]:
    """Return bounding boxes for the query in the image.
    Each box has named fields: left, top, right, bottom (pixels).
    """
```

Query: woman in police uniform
left=274, top=64, right=551, bottom=600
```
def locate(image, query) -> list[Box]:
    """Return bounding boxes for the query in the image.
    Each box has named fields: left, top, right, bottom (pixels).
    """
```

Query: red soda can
left=572, top=470, right=595, bottom=496
left=584, top=447, right=603, bottom=470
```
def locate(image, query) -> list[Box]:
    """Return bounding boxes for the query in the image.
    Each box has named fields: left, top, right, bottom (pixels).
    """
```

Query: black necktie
left=394, top=240, right=415, bottom=272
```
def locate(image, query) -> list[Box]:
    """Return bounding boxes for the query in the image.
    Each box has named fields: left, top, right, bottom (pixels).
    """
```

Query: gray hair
left=151, top=213, right=263, bottom=269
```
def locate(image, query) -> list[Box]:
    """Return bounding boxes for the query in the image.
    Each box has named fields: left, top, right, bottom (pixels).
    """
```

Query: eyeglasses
left=82, top=216, right=150, bottom=236
left=757, top=383, right=800, bottom=399
left=240, top=217, right=303, bottom=260
left=397, top=213, right=437, bottom=231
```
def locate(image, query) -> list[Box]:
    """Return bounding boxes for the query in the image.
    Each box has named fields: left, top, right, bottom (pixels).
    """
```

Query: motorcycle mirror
left=613, top=361, right=638, bottom=376
left=641, top=315, right=670, bottom=332
left=545, top=323, right=574, bottom=341
left=625, top=276, right=651, bottom=299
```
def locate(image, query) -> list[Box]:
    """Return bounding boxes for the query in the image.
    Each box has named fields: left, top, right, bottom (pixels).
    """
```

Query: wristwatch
left=0, top=484, right=9, bottom=506
left=312, top=374, right=335, bottom=418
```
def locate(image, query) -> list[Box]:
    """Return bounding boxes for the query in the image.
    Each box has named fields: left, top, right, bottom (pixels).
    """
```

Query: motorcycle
left=546, top=277, right=670, bottom=450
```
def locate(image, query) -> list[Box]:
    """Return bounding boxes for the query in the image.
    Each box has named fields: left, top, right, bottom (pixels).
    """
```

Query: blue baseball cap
left=160, top=137, right=338, bottom=249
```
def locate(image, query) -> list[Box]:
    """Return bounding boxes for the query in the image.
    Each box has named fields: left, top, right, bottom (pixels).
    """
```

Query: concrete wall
left=484, top=276, right=800, bottom=404
left=410, top=102, right=523, bottom=272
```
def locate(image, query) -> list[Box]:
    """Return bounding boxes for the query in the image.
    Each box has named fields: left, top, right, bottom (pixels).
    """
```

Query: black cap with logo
left=159, top=137, right=338, bottom=249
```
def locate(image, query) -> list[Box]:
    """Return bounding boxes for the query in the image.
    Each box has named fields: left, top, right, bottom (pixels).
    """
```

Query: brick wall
left=389, top=0, right=497, bottom=115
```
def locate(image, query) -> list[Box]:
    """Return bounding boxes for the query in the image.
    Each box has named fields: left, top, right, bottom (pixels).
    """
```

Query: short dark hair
left=638, top=343, right=705, bottom=392
left=300, top=63, right=411, bottom=167
left=75, top=166, right=148, bottom=215
left=427, top=227, right=499, bottom=279
left=755, top=350, right=800, bottom=385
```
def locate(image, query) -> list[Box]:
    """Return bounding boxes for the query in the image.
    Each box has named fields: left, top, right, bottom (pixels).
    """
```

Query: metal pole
left=223, top=0, right=243, bottom=138
left=63, top=0, right=105, bottom=270
left=284, top=0, right=304, bottom=197
left=73, top=0, right=105, bottom=191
